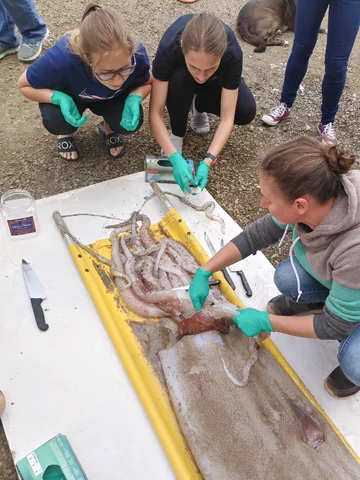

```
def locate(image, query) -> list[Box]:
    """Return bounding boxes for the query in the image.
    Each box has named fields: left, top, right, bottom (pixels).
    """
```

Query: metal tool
left=204, top=233, right=236, bottom=290
left=171, top=279, right=220, bottom=291
left=236, top=270, right=253, bottom=297
left=22, top=260, right=49, bottom=331
left=221, top=240, right=253, bottom=297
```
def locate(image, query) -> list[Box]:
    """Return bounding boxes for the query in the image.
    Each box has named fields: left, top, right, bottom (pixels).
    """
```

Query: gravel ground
left=0, top=0, right=359, bottom=477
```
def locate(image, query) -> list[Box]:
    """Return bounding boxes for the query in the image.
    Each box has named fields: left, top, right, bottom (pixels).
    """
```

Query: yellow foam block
left=65, top=208, right=358, bottom=477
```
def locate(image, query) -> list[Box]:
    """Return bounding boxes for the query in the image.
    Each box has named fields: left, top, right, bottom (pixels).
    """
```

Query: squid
left=110, top=230, right=168, bottom=318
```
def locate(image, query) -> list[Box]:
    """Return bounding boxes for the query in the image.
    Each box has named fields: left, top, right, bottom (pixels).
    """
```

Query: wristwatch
left=203, top=152, right=217, bottom=165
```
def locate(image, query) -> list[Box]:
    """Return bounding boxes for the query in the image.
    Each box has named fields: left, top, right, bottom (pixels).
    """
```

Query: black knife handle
left=221, top=268, right=236, bottom=290
left=30, top=298, right=49, bottom=331
left=237, top=270, right=253, bottom=297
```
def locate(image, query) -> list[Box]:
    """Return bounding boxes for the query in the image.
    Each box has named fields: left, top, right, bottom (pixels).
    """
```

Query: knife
left=204, top=233, right=236, bottom=290
left=236, top=270, right=253, bottom=297
left=171, top=279, right=220, bottom=291
left=219, top=239, right=253, bottom=297
left=22, top=260, right=49, bottom=331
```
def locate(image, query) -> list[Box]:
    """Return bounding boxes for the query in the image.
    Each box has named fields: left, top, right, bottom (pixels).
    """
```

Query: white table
left=1, top=173, right=359, bottom=479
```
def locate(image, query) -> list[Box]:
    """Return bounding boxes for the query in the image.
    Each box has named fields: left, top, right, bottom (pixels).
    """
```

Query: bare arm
left=206, top=87, right=238, bottom=159
left=202, top=241, right=242, bottom=273
left=18, top=70, right=54, bottom=103
left=149, top=78, right=177, bottom=157
left=270, top=313, right=317, bottom=338
left=130, top=74, right=153, bottom=100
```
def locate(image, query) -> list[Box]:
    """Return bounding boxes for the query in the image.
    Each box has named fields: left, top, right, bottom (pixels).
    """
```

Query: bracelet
left=203, top=152, right=217, bottom=165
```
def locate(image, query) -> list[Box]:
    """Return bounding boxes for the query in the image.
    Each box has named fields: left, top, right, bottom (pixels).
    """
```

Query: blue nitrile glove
left=120, top=94, right=142, bottom=131
left=168, top=152, right=197, bottom=193
left=51, top=91, right=88, bottom=128
left=189, top=267, right=213, bottom=311
left=196, top=160, right=210, bottom=191
left=232, top=308, right=274, bottom=337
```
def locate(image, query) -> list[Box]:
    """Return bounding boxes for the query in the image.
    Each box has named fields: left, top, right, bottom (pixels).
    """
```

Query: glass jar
left=1, top=189, right=40, bottom=239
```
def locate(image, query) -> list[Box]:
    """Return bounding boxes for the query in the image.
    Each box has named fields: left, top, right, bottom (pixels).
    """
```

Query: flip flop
left=57, top=136, right=79, bottom=161
left=98, top=121, right=126, bottom=159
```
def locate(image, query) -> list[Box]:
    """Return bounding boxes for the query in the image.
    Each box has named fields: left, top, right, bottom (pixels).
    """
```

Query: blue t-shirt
left=27, top=36, right=150, bottom=103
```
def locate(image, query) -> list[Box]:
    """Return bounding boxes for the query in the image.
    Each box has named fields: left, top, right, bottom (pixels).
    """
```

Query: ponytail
left=69, top=2, right=138, bottom=65
left=261, top=136, right=356, bottom=204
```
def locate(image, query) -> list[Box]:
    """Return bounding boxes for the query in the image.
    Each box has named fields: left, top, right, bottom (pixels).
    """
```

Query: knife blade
left=171, top=279, right=220, bottom=291
left=22, top=260, right=49, bottom=331
left=204, top=233, right=236, bottom=290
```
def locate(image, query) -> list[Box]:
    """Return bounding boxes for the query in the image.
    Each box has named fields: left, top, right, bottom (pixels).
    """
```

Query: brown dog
left=236, top=0, right=296, bottom=53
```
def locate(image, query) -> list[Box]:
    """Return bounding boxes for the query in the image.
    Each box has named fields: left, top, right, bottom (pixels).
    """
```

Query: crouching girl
left=18, top=2, right=152, bottom=161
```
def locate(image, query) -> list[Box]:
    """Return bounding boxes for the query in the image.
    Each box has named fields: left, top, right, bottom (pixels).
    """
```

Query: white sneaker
left=190, top=95, right=210, bottom=134
left=161, top=131, right=184, bottom=156
left=317, top=122, right=338, bottom=145
left=262, top=102, right=291, bottom=126
left=0, top=45, right=20, bottom=60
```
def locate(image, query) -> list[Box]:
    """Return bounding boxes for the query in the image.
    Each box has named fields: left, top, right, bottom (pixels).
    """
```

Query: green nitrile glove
left=120, top=94, right=142, bottom=131
left=196, top=160, right=210, bottom=191
left=232, top=308, right=274, bottom=337
left=168, top=152, right=196, bottom=193
left=51, top=91, right=88, bottom=128
left=189, top=267, right=213, bottom=311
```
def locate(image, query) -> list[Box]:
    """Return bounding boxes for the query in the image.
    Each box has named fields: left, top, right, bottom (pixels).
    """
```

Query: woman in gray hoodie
left=189, top=136, right=360, bottom=399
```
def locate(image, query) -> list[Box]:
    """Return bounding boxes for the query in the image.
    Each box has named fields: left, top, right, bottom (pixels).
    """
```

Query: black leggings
left=39, top=94, right=144, bottom=135
left=166, top=66, right=256, bottom=137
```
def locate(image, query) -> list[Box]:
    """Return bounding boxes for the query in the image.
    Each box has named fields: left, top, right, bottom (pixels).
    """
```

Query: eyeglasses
left=93, top=55, right=136, bottom=81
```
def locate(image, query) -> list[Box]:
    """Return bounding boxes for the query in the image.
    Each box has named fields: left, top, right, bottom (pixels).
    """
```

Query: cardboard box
left=145, top=155, right=195, bottom=184
left=16, top=434, right=88, bottom=480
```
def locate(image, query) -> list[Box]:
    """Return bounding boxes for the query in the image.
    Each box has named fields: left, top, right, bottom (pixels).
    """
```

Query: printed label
left=27, top=452, right=43, bottom=476
left=56, top=435, right=87, bottom=479
left=7, top=216, right=36, bottom=236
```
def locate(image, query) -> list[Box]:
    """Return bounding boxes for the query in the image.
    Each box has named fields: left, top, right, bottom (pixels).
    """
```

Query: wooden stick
left=149, top=180, right=173, bottom=212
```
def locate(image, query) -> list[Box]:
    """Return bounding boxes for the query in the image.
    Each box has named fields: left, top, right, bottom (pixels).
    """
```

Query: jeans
left=274, top=257, right=360, bottom=386
left=280, top=0, right=360, bottom=124
left=39, top=94, right=144, bottom=136
left=0, top=0, right=47, bottom=48
left=166, top=66, right=256, bottom=138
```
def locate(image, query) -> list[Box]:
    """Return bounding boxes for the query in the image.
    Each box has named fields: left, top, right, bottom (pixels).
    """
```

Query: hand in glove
left=51, top=91, right=88, bottom=128
left=195, top=160, right=210, bottom=191
left=189, top=267, right=213, bottom=311
left=120, top=94, right=142, bottom=131
left=232, top=308, right=274, bottom=337
left=168, top=152, right=196, bottom=193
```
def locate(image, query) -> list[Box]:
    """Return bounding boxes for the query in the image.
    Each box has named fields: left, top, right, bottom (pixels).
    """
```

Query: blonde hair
left=69, top=2, right=137, bottom=65
left=261, top=136, right=356, bottom=204
left=181, top=13, right=227, bottom=57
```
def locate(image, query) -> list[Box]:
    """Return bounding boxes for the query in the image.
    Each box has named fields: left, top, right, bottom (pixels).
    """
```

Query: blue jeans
left=0, top=0, right=46, bottom=48
left=280, top=0, right=360, bottom=124
left=274, top=258, right=360, bottom=386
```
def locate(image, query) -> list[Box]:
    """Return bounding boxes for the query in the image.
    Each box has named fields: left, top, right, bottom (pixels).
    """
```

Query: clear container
left=1, top=189, right=40, bottom=239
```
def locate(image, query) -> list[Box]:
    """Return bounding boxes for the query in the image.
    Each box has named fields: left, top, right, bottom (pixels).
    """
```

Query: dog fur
left=236, top=0, right=297, bottom=53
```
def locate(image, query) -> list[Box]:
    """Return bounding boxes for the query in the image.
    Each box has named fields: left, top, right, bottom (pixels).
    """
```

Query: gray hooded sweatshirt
left=231, top=171, right=360, bottom=340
